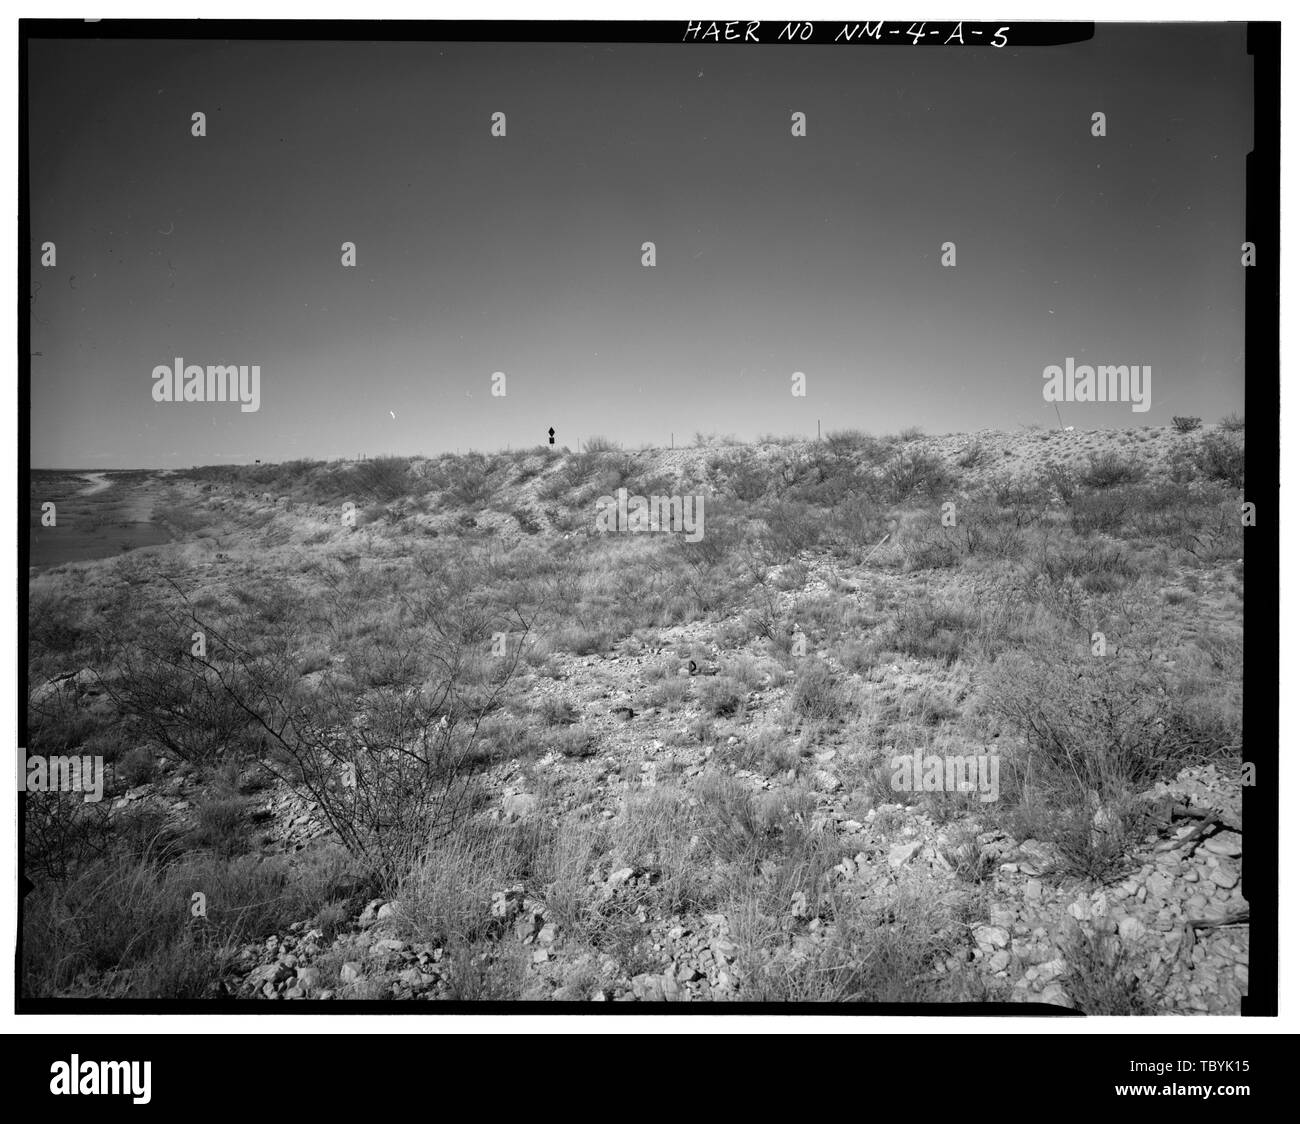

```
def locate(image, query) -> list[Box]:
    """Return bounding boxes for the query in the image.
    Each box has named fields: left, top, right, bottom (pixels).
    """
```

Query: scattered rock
left=888, top=841, right=923, bottom=869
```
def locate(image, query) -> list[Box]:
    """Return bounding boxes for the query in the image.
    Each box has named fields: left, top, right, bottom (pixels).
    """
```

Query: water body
left=29, top=472, right=174, bottom=569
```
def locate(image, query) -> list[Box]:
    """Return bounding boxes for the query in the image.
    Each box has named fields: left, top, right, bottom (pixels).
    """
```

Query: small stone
left=631, top=973, right=665, bottom=1002
left=1039, top=983, right=1071, bottom=1008
left=973, top=925, right=1009, bottom=950
left=1117, top=917, right=1145, bottom=943
left=1210, top=865, right=1239, bottom=889
left=1024, top=879, right=1043, bottom=901
left=503, top=793, right=540, bottom=821
left=814, top=770, right=841, bottom=794
left=712, top=937, right=739, bottom=963
left=988, top=950, right=1011, bottom=972
left=1204, top=834, right=1242, bottom=858
left=339, top=961, right=364, bottom=984
left=1037, top=957, right=1065, bottom=981
left=399, top=967, right=435, bottom=991
left=889, top=841, right=923, bottom=869
left=1146, top=871, right=1174, bottom=898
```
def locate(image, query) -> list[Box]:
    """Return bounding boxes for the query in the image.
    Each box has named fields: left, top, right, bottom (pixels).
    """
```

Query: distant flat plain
left=29, top=470, right=174, bottom=568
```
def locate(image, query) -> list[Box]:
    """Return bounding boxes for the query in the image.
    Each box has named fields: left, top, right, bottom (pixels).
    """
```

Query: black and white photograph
left=14, top=10, right=1280, bottom=1054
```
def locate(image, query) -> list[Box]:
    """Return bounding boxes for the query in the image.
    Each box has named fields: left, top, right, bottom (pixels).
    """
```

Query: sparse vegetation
left=24, top=423, right=1248, bottom=1008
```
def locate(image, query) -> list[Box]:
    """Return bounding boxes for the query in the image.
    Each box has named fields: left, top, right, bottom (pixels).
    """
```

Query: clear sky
left=27, top=25, right=1252, bottom=468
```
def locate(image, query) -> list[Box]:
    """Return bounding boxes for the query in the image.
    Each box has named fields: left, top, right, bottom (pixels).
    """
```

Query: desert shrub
left=883, top=449, right=954, bottom=501
left=1218, top=412, right=1245, bottom=433
left=1078, top=452, right=1146, bottom=489
left=940, top=827, right=1000, bottom=884
left=1035, top=537, right=1137, bottom=589
left=1189, top=432, right=1245, bottom=488
left=352, top=456, right=412, bottom=502
left=502, top=505, right=537, bottom=534
left=701, top=676, right=746, bottom=718
left=583, top=435, right=620, bottom=454
left=1068, top=489, right=1134, bottom=535
left=28, top=589, right=90, bottom=667
left=167, top=568, right=537, bottom=880
left=23, top=791, right=120, bottom=883
left=788, top=660, right=852, bottom=725
left=1172, top=416, right=1202, bottom=432
left=548, top=726, right=598, bottom=757
left=983, top=647, right=1220, bottom=803
left=439, top=454, right=496, bottom=509
left=190, top=795, right=249, bottom=858
left=833, top=638, right=877, bottom=675
left=708, top=450, right=768, bottom=502
left=554, top=621, right=614, bottom=655
left=989, top=474, right=1049, bottom=512
left=1043, top=462, right=1078, bottom=503
left=759, top=499, right=824, bottom=560
left=955, top=505, right=1027, bottom=561
left=537, top=697, right=578, bottom=726
left=95, top=623, right=263, bottom=769
left=898, top=523, right=962, bottom=571
left=955, top=440, right=990, bottom=469
left=737, top=877, right=988, bottom=1003
left=118, top=745, right=159, bottom=787
left=891, top=600, right=977, bottom=665
left=22, top=845, right=349, bottom=998
left=647, top=677, right=690, bottom=710
left=1058, top=925, right=1168, bottom=1014
left=821, top=429, right=871, bottom=457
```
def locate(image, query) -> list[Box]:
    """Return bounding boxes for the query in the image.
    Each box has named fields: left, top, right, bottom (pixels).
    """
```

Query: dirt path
left=78, top=473, right=111, bottom=496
